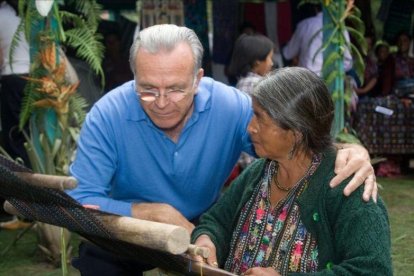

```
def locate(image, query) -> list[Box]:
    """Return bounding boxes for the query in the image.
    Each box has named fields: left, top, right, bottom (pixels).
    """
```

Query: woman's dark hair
left=252, top=67, right=334, bottom=155
left=374, top=41, right=390, bottom=57
left=227, top=34, right=274, bottom=79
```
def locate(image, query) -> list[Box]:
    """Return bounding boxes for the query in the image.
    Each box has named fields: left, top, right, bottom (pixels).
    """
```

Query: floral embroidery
left=225, top=155, right=322, bottom=275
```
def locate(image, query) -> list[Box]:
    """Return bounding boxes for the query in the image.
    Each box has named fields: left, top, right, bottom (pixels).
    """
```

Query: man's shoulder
left=199, top=77, right=250, bottom=102
left=297, top=13, right=322, bottom=29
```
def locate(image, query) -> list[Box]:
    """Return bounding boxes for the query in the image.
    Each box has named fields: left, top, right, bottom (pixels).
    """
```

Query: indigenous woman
left=192, top=67, right=392, bottom=275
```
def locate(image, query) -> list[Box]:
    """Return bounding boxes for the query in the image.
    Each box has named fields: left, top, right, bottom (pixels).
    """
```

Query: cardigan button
left=312, top=212, right=319, bottom=221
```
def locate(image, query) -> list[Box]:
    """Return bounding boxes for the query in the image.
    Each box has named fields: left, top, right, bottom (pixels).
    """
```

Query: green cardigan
left=192, top=150, right=392, bottom=275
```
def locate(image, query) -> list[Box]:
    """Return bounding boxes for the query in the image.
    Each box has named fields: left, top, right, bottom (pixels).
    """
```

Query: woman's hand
left=331, top=143, right=377, bottom=202
left=193, top=234, right=218, bottom=267
left=244, top=267, right=281, bottom=276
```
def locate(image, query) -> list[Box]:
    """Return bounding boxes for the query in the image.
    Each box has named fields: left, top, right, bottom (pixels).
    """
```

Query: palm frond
left=69, top=94, right=89, bottom=125
left=331, top=89, right=341, bottom=101
left=323, top=51, right=341, bottom=70
left=350, top=43, right=365, bottom=83
left=325, top=69, right=340, bottom=87
left=313, top=25, right=339, bottom=64
left=60, top=10, right=82, bottom=25
left=19, top=81, right=38, bottom=129
left=351, top=4, right=362, bottom=18
left=9, top=20, right=26, bottom=73
left=65, top=28, right=105, bottom=85
left=66, top=0, right=103, bottom=31
left=346, top=25, right=367, bottom=55
left=23, top=1, right=41, bottom=42
left=346, top=13, right=365, bottom=35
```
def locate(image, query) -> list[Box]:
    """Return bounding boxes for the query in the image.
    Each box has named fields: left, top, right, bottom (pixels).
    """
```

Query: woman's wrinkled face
left=247, top=99, right=294, bottom=160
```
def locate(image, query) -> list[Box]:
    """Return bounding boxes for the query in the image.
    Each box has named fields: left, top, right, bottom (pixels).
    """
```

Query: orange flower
left=37, top=76, right=60, bottom=95
left=40, top=42, right=57, bottom=72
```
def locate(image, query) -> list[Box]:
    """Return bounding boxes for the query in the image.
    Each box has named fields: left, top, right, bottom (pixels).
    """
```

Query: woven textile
left=0, top=154, right=234, bottom=276
left=354, top=97, right=414, bottom=155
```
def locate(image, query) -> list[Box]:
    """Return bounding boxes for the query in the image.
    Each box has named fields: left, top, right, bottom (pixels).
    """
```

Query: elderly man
left=69, top=24, right=376, bottom=275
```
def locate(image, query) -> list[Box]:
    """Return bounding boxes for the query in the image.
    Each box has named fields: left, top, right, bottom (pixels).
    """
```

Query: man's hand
left=330, top=143, right=377, bottom=202
left=131, top=203, right=195, bottom=234
left=193, top=234, right=218, bottom=267
left=244, top=267, right=281, bottom=276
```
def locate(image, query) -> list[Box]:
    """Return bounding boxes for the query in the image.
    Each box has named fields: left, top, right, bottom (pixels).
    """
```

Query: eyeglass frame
left=136, top=77, right=198, bottom=103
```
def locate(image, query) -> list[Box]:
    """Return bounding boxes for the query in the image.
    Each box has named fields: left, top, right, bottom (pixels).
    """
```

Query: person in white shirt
left=282, top=4, right=352, bottom=76
left=0, top=0, right=31, bottom=227
left=0, top=0, right=30, bottom=164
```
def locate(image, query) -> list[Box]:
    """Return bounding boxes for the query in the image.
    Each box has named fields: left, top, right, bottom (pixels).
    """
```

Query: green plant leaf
left=350, top=43, right=365, bottom=83
left=66, top=0, right=103, bottom=31
left=323, top=51, right=341, bottom=69
left=64, top=27, right=105, bottom=85
left=69, top=94, right=89, bottom=126
left=346, top=13, right=365, bottom=35
left=346, top=25, right=367, bottom=55
left=331, top=90, right=341, bottom=101
left=19, top=81, right=37, bottom=130
left=325, top=70, right=340, bottom=87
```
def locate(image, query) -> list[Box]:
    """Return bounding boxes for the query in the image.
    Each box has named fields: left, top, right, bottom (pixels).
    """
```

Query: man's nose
left=154, top=94, right=169, bottom=108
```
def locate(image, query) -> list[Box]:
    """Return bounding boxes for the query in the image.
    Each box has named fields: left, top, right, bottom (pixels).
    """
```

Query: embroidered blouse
left=224, top=155, right=321, bottom=275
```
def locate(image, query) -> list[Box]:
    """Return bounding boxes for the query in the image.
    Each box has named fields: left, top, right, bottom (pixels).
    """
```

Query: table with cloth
left=354, top=96, right=414, bottom=155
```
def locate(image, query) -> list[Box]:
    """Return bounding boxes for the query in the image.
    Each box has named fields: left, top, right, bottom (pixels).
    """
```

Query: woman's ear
left=251, top=60, right=260, bottom=73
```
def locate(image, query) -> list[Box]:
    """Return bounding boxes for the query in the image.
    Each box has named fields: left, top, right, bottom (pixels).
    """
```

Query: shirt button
left=313, top=212, right=319, bottom=221
left=174, top=152, right=178, bottom=156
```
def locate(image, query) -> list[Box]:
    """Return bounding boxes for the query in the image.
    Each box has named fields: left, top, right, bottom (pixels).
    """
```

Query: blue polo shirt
left=69, top=77, right=253, bottom=220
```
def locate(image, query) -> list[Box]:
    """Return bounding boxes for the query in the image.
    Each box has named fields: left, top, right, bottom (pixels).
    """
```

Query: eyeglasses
left=137, top=88, right=189, bottom=102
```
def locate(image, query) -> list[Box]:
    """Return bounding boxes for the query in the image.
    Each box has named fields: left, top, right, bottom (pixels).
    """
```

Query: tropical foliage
left=7, top=0, right=104, bottom=270
left=299, top=0, right=367, bottom=141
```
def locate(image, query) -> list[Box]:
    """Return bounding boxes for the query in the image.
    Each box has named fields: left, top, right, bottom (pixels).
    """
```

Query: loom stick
left=3, top=201, right=18, bottom=216
left=98, top=215, right=190, bottom=255
left=14, top=172, right=78, bottom=190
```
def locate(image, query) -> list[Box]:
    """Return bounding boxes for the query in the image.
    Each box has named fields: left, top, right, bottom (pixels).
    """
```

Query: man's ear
left=193, top=68, right=204, bottom=94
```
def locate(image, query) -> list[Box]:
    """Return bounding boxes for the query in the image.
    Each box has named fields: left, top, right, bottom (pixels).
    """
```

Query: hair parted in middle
left=251, top=67, right=335, bottom=155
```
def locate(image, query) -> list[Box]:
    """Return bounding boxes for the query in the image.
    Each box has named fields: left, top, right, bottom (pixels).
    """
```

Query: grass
left=0, top=228, right=81, bottom=276
left=0, top=177, right=413, bottom=275
left=379, top=177, right=414, bottom=275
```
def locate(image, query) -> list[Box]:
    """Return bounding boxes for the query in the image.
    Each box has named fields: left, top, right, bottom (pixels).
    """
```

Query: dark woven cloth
left=354, top=97, right=414, bottom=155
left=0, top=154, right=234, bottom=275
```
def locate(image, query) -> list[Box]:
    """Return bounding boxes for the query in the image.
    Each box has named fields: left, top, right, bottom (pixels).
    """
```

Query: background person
left=374, top=41, right=395, bottom=96
left=227, top=33, right=274, bottom=95
left=192, top=67, right=392, bottom=275
left=282, top=3, right=353, bottom=76
left=227, top=33, right=274, bottom=172
left=0, top=0, right=32, bottom=228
